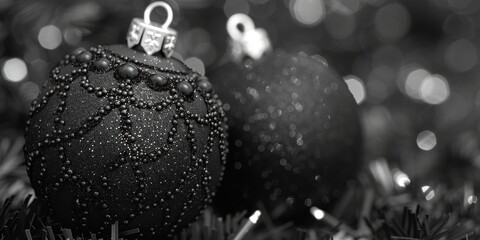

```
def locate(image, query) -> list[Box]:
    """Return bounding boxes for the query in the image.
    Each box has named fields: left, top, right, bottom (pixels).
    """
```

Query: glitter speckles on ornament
left=211, top=50, right=362, bottom=224
left=24, top=45, right=228, bottom=239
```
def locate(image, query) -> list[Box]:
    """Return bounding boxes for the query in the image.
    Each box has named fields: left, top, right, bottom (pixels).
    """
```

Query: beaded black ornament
left=24, top=2, right=227, bottom=239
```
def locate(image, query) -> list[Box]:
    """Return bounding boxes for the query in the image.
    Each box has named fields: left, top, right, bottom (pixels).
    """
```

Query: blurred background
left=0, top=0, right=478, bottom=219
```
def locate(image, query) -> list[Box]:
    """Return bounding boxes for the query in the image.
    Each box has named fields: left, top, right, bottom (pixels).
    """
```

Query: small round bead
left=72, top=47, right=86, bottom=56
left=76, top=51, right=92, bottom=63
left=94, top=58, right=110, bottom=70
left=118, top=63, right=139, bottom=79
left=177, top=82, right=193, bottom=96
left=151, top=74, right=168, bottom=86
left=197, top=77, right=212, bottom=92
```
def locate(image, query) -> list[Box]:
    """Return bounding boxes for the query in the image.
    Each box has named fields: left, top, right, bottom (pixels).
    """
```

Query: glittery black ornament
left=24, top=45, right=228, bottom=239
left=211, top=50, right=362, bottom=224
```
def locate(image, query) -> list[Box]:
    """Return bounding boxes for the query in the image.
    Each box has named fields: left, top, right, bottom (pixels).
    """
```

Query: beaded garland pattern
left=24, top=45, right=227, bottom=238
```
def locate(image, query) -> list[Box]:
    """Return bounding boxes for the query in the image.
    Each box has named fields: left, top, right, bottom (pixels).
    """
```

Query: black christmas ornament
left=211, top=14, right=362, bottom=224
left=23, top=2, right=227, bottom=239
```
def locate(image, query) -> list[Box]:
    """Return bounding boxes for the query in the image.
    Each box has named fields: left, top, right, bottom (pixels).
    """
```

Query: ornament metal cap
left=126, top=1, right=177, bottom=57
left=227, top=14, right=272, bottom=62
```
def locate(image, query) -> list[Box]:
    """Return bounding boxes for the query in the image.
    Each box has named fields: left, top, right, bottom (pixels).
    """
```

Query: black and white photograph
left=0, top=0, right=478, bottom=239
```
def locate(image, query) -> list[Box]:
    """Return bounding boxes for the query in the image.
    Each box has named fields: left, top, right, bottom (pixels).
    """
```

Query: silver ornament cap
left=227, top=13, right=272, bottom=62
left=126, top=1, right=177, bottom=57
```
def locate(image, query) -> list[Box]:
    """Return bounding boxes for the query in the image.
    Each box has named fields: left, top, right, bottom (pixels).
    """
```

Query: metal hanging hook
left=143, top=1, right=173, bottom=28
left=227, top=13, right=255, bottom=41
left=226, top=13, right=271, bottom=62
left=126, top=1, right=177, bottom=57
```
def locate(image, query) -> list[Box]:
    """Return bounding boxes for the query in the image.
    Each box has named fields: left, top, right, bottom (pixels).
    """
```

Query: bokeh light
left=368, top=159, right=395, bottom=193
left=344, top=75, right=366, bottom=104
left=401, top=66, right=430, bottom=100
left=438, top=91, right=471, bottom=125
left=421, top=185, right=435, bottom=201
left=182, top=28, right=215, bottom=66
left=63, top=27, right=82, bottom=45
left=467, top=195, right=478, bottom=204
left=224, top=0, right=250, bottom=16
left=310, top=206, right=325, bottom=220
left=331, top=0, right=363, bottom=15
left=184, top=57, right=205, bottom=75
left=2, top=58, right=28, bottom=82
left=30, top=59, right=48, bottom=75
left=442, top=14, right=476, bottom=39
left=416, top=130, right=437, bottom=151
left=363, top=0, right=385, bottom=7
left=366, top=79, right=388, bottom=104
left=324, top=12, right=356, bottom=39
left=366, top=66, right=396, bottom=103
left=38, top=25, right=62, bottom=50
left=444, top=38, right=477, bottom=72
left=290, top=0, right=325, bottom=26
left=19, top=81, right=39, bottom=101
left=447, top=0, right=480, bottom=14
left=419, top=74, right=450, bottom=105
left=372, top=45, right=403, bottom=69
left=393, top=169, right=410, bottom=188
left=248, top=210, right=261, bottom=223
left=374, top=3, right=410, bottom=41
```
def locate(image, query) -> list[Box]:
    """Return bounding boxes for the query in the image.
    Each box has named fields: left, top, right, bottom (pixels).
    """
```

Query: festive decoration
left=2, top=174, right=477, bottom=240
left=0, top=137, right=33, bottom=204
left=212, top=14, right=362, bottom=224
left=173, top=209, right=261, bottom=240
left=1, top=0, right=479, bottom=239
left=23, top=2, right=227, bottom=239
left=368, top=206, right=474, bottom=240
left=0, top=195, right=47, bottom=240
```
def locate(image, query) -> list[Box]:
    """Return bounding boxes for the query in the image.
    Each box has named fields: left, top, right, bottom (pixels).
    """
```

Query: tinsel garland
left=0, top=176, right=477, bottom=240
left=0, top=137, right=477, bottom=240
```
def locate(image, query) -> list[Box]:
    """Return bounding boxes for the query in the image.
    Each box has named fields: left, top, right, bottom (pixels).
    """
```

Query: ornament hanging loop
left=227, top=13, right=271, bottom=62
left=227, top=14, right=255, bottom=41
left=126, top=1, right=177, bottom=57
left=144, top=1, right=173, bottom=28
